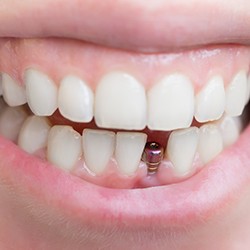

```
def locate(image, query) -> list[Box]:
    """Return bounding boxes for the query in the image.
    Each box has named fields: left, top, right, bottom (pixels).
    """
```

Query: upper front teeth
left=0, top=69, right=249, bottom=131
left=58, top=75, right=94, bottom=122
left=95, top=71, right=147, bottom=130
left=148, top=74, right=194, bottom=130
left=24, top=69, right=58, bottom=116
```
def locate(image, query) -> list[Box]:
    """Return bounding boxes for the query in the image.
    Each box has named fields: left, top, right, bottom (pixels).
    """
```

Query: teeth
left=82, top=129, right=115, bottom=175
left=216, top=116, right=241, bottom=147
left=2, top=73, right=26, bottom=107
left=58, top=75, right=94, bottom=122
left=47, top=126, right=82, bottom=171
left=18, top=116, right=51, bottom=154
left=198, top=124, right=223, bottom=164
left=195, top=76, right=225, bottom=122
left=24, top=69, right=58, bottom=116
left=0, top=106, right=28, bottom=142
left=225, top=71, right=247, bottom=117
left=148, top=74, right=194, bottom=131
left=95, top=71, right=147, bottom=130
left=115, top=132, right=147, bottom=175
left=167, top=127, right=199, bottom=176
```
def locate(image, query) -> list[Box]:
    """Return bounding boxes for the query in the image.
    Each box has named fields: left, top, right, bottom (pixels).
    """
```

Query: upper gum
left=0, top=38, right=249, bottom=92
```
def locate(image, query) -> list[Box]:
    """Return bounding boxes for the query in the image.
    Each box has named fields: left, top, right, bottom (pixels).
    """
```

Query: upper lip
left=1, top=0, right=250, bottom=52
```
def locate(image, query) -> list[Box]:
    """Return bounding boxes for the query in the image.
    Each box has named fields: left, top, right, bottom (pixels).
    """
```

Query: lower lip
left=0, top=123, right=250, bottom=229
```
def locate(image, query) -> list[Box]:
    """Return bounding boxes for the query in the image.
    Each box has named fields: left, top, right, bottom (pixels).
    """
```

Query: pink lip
left=1, top=123, right=250, bottom=229
left=1, top=0, right=250, bottom=52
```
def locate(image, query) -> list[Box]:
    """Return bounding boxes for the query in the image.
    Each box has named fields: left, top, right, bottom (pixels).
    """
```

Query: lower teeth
left=0, top=97, right=245, bottom=189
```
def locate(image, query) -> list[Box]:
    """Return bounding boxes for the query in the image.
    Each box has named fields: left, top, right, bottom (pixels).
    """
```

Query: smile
left=1, top=1, right=250, bottom=249
left=1, top=40, right=249, bottom=189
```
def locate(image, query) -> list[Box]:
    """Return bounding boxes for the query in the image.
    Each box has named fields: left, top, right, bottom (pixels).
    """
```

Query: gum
left=0, top=38, right=250, bottom=92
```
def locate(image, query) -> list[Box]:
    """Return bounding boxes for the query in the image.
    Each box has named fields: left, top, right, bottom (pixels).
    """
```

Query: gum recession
left=0, top=122, right=250, bottom=229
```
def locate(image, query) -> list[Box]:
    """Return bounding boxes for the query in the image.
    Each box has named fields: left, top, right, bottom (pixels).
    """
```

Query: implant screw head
left=142, top=142, right=164, bottom=174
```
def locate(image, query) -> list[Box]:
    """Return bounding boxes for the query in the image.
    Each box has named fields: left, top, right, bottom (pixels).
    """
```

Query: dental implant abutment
left=142, top=142, right=164, bottom=175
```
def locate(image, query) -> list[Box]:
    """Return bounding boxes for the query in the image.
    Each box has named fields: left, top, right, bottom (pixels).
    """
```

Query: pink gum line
left=0, top=38, right=250, bottom=92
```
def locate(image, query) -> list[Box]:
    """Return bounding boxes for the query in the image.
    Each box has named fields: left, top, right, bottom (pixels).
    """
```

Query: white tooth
left=95, top=71, right=147, bottom=130
left=18, top=116, right=51, bottom=154
left=0, top=106, right=28, bottom=142
left=148, top=74, right=194, bottom=131
left=58, top=75, right=94, bottom=122
left=195, top=76, right=225, bottom=122
left=198, top=124, right=223, bottom=164
left=24, top=69, right=58, bottom=116
left=115, top=132, right=147, bottom=175
left=47, top=126, right=82, bottom=171
left=167, top=127, right=199, bottom=176
left=225, top=71, right=247, bottom=116
left=2, top=73, right=26, bottom=107
left=82, top=129, right=115, bottom=175
left=216, top=116, right=241, bottom=147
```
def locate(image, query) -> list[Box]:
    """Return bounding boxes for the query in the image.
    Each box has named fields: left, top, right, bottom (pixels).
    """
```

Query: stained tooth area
left=18, top=116, right=51, bottom=154
left=82, top=129, right=115, bottom=175
left=0, top=106, right=28, bottom=142
left=115, top=132, right=147, bottom=176
left=225, top=71, right=247, bottom=117
left=58, top=75, right=94, bottom=122
left=47, top=125, right=82, bottom=171
left=167, top=127, right=199, bottom=176
left=195, top=76, right=225, bottom=122
left=94, top=71, right=147, bottom=130
left=2, top=73, right=26, bottom=107
left=25, top=69, right=58, bottom=116
left=198, top=124, right=223, bottom=164
left=148, top=74, right=194, bottom=131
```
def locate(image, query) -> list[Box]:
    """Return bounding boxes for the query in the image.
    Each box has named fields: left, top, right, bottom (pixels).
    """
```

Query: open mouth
left=1, top=40, right=249, bottom=190
left=2, top=1, right=250, bottom=248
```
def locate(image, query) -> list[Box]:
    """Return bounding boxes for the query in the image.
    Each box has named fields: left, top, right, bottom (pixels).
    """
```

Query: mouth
left=1, top=39, right=249, bottom=189
left=1, top=1, right=250, bottom=248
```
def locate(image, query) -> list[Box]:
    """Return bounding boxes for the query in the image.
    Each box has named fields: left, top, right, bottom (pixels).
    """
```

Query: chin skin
left=0, top=176, right=250, bottom=250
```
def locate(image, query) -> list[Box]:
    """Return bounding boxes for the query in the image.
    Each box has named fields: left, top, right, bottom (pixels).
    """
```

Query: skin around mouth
left=1, top=1, right=250, bottom=249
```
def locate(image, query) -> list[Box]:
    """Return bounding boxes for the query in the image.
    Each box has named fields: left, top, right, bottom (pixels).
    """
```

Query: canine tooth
left=167, top=127, right=199, bottom=176
left=216, top=116, right=241, bottom=147
left=198, top=124, right=223, bottom=164
left=47, top=126, right=82, bottom=171
left=82, top=129, right=115, bottom=175
left=25, top=69, right=58, bottom=116
left=148, top=74, right=194, bottom=131
left=2, top=73, right=26, bottom=107
left=58, top=75, right=94, bottom=122
left=95, top=71, right=147, bottom=130
left=18, top=116, right=51, bottom=154
left=115, top=132, right=147, bottom=175
left=0, top=106, right=28, bottom=142
left=225, top=71, right=247, bottom=116
left=195, top=76, right=225, bottom=122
